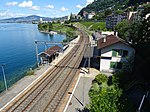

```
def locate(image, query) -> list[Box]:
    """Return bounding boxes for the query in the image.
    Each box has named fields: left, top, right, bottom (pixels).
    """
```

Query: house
left=88, top=12, right=95, bottom=19
left=97, top=35, right=135, bottom=72
left=82, top=11, right=95, bottom=20
left=93, top=31, right=115, bottom=40
left=106, top=13, right=127, bottom=29
left=39, top=45, right=62, bottom=64
left=83, top=11, right=89, bottom=19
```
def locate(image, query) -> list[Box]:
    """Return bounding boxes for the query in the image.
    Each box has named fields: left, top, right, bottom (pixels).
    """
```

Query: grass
left=89, top=22, right=106, bottom=31
left=78, top=21, right=106, bottom=31
left=52, top=23, right=79, bottom=43
left=52, top=23, right=75, bottom=34
left=73, top=22, right=92, bottom=35
left=79, top=22, right=94, bottom=28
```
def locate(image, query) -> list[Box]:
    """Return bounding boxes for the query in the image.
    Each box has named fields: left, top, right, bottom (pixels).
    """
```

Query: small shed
left=39, top=45, right=62, bottom=64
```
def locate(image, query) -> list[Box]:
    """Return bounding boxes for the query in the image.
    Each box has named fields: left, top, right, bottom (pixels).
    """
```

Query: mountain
left=0, top=15, right=52, bottom=23
left=78, top=0, right=149, bottom=16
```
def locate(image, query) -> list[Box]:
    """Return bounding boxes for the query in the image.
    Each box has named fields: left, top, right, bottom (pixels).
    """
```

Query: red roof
left=97, top=35, right=127, bottom=49
left=39, top=45, right=61, bottom=57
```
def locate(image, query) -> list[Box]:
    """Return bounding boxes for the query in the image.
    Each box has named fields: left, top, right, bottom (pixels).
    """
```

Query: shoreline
left=39, top=29, right=67, bottom=35
left=0, top=35, right=80, bottom=109
left=39, top=30, right=58, bottom=35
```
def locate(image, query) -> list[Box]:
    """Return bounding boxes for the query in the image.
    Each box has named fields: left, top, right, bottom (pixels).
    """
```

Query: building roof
left=39, top=45, right=61, bottom=57
left=93, top=32, right=102, bottom=38
left=97, top=35, right=128, bottom=49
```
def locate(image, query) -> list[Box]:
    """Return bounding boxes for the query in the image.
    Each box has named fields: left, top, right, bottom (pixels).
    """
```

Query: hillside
left=78, top=0, right=149, bottom=16
left=0, top=15, right=52, bottom=23
left=0, top=15, right=68, bottom=23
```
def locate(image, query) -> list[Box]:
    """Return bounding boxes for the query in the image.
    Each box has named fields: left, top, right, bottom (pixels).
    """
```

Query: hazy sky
left=0, top=0, right=94, bottom=19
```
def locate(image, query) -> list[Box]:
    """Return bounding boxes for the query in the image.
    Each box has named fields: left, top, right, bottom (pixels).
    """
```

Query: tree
left=105, top=9, right=112, bottom=16
left=88, top=74, right=129, bottom=112
left=115, top=20, right=131, bottom=40
left=48, top=22, right=53, bottom=31
left=93, top=74, right=108, bottom=84
left=89, top=84, right=123, bottom=112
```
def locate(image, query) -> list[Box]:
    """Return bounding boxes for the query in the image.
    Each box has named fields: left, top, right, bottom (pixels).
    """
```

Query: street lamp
left=68, top=92, right=84, bottom=106
left=35, top=40, right=39, bottom=67
left=0, top=64, right=8, bottom=91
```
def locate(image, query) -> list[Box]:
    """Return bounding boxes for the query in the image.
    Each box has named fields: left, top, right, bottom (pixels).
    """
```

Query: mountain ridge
left=78, top=0, right=149, bottom=16
left=0, top=15, right=68, bottom=23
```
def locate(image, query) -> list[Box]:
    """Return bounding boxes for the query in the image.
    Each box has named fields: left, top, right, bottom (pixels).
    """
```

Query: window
left=112, top=49, right=118, bottom=57
left=110, top=62, right=122, bottom=69
left=112, top=49, right=128, bottom=57
left=110, top=62, right=116, bottom=69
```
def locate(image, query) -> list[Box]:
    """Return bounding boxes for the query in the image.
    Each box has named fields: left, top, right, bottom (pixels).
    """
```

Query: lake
left=0, top=23, right=65, bottom=92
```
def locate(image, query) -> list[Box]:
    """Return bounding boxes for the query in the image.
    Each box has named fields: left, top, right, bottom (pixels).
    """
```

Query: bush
left=26, top=70, right=34, bottom=76
left=94, top=74, right=108, bottom=84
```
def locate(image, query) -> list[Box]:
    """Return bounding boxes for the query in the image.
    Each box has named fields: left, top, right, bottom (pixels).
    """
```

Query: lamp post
left=35, top=40, right=39, bottom=67
left=1, top=64, right=8, bottom=91
left=68, top=92, right=84, bottom=106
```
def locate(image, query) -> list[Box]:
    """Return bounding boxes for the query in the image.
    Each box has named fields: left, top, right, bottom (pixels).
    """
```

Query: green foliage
left=93, top=12, right=105, bottom=20
left=89, top=22, right=106, bottom=31
left=88, top=72, right=136, bottom=111
left=38, top=22, right=53, bottom=32
left=115, top=20, right=130, bottom=40
left=89, top=83, right=123, bottom=112
left=78, top=0, right=149, bottom=20
left=88, top=74, right=125, bottom=112
left=90, top=82, right=100, bottom=93
left=115, top=7, right=150, bottom=46
left=48, top=22, right=53, bottom=31
left=79, top=21, right=106, bottom=31
left=94, top=74, right=108, bottom=84
left=80, top=22, right=94, bottom=27
left=115, top=10, right=124, bottom=15
left=64, top=20, right=71, bottom=24
left=26, top=70, right=34, bottom=76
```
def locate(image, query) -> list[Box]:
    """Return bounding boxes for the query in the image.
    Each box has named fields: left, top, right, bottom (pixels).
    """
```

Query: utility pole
left=44, top=42, right=47, bottom=51
left=35, top=40, right=39, bottom=67
left=1, top=64, right=8, bottom=91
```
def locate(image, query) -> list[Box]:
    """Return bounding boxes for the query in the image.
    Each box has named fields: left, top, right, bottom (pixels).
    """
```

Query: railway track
left=0, top=28, right=89, bottom=112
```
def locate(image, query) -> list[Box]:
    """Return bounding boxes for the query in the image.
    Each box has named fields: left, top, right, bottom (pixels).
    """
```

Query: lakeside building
left=39, top=45, right=62, bottom=64
left=97, top=34, right=135, bottom=72
left=88, top=12, right=96, bottom=19
left=82, top=11, right=95, bottom=20
left=106, top=13, right=127, bottom=29
left=93, top=31, right=115, bottom=40
left=68, top=13, right=82, bottom=21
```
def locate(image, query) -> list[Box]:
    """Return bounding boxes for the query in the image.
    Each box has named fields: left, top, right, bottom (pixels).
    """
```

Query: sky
left=0, top=0, right=94, bottom=19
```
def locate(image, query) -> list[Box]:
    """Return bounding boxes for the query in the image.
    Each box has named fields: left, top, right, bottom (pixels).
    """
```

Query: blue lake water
left=0, top=23, right=65, bottom=91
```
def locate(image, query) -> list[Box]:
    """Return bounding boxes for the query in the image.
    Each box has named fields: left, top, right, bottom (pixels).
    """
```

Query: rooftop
left=39, top=45, right=61, bottom=57
left=97, top=35, right=128, bottom=49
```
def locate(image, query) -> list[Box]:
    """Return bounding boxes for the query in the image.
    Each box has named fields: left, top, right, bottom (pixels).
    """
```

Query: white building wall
left=100, top=59, right=111, bottom=72
left=100, top=42, right=135, bottom=72
left=88, top=14, right=94, bottom=19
